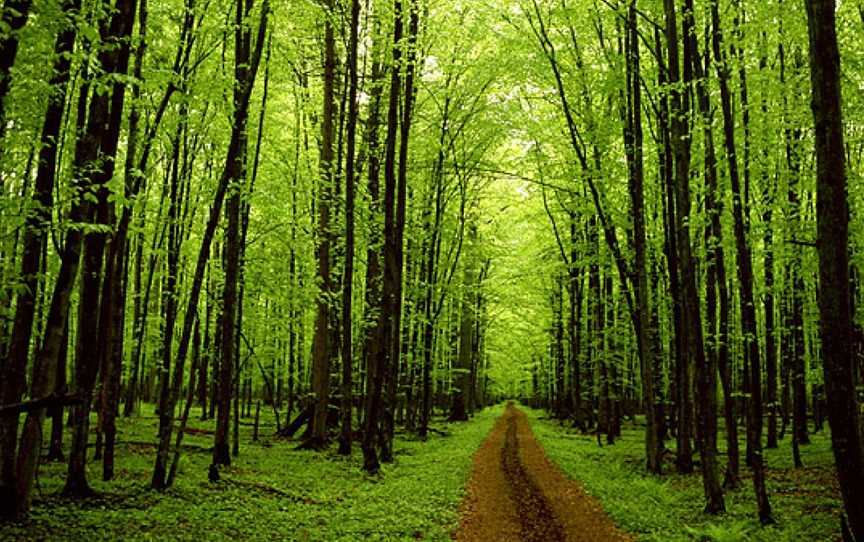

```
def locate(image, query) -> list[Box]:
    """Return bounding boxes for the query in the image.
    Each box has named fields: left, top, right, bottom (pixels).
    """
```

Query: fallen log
left=0, top=393, right=84, bottom=417
left=278, top=405, right=312, bottom=438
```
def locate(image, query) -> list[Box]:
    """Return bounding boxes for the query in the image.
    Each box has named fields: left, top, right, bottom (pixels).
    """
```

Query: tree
left=711, top=0, right=772, bottom=522
left=337, top=0, right=361, bottom=458
left=805, top=1, right=864, bottom=538
left=0, top=0, right=80, bottom=515
left=450, top=222, right=478, bottom=421
left=307, top=0, right=338, bottom=450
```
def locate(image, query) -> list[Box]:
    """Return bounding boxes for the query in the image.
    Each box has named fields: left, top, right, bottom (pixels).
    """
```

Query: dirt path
left=454, top=403, right=633, bottom=542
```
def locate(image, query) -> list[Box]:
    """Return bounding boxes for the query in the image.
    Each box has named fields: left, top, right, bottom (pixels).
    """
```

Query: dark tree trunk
left=363, top=0, right=403, bottom=473
left=337, top=0, right=361, bottom=457
left=47, top=317, right=71, bottom=463
left=712, top=0, right=772, bottom=524
left=419, top=90, right=450, bottom=439
left=450, top=224, right=477, bottom=422
left=623, top=1, right=661, bottom=473
left=13, top=0, right=137, bottom=516
left=663, top=0, right=696, bottom=477
left=380, top=0, right=420, bottom=463
left=554, top=274, right=566, bottom=419
left=0, top=0, right=33, bottom=147
left=307, top=0, right=337, bottom=449
left=153, top=112, right=186, bottom=484
left=568, top=214, right=583, bottom=429
left=805, top=1, right=864, bottom=538
left=762, top=130, right=778, bottom=451
left=685, top=0, right=724, bottom=512
left=199, top=273, right=211, bottom=416
left=654, top=24, right=682, bottom=451
left=0, top=0, right=79, bottom=511
left=64, top=0, right=138, bottom=498
left=602, top=273, right=614, bottom=444
left=213, top=0, right=257, bottom=467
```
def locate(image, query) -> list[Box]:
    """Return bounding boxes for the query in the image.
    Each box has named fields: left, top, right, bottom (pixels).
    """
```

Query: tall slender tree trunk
left=663, top=0, right=696, bottom=476
left=64, top=0, right=138, bottom=498
left=711, top=0, right=772, bottom=524
left=805, top=1, right=864, bottom=538
left=153, top=113, right=186, bottom=482
left=338, top=0, right=361, bottom=457
left=363, top=0, right=403, bottom=473
left=450, top=224, right=477, bottom=422
left=380, top=0, right=420, bottom=462
left=212, top=0, right=258, bottom=467
left=307, top=0, right=337, bottom=449
left=418, top=91, right=450, bottom=438
left=0, top=0, right=79, bottom=513
left=0, top=0, right=33, bottom=154
left=623, top=0, right=661, bottom=474
left=13, top=0, right=137, bottom=515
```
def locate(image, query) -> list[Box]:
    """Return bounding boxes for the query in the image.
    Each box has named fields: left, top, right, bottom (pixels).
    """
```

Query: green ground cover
left=525, top=406, right=842, bottom=542
left=0, top=404, right=501, bottom=542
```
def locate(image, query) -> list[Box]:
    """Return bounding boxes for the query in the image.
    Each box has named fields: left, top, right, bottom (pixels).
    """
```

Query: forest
left=0, top=0, right=862, bottom=540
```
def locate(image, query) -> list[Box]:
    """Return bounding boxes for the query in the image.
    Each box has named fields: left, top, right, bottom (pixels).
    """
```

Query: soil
left=454, top=403, right=633, bottom=542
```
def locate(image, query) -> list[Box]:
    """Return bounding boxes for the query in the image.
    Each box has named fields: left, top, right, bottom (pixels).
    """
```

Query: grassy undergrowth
left=525, top=406, right=842, bottom=542
left=1, top=403, right=502, bottom=542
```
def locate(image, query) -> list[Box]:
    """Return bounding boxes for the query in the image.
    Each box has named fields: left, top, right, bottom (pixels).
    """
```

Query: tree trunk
left=337, top=0, right=361, bottom=457
left=712, top=0, right=772, bottom=523
left=380, top=0, right=420, bottom=463
left=684, top=0, right=724, bottom=512
left=0, top=0, right=79, bottom=512
left=623, top=1, right=661, bottom=473
left=663, top=0, right=696, bottom=477
left=363, top=0, right=403, bottom=473
left=805, top=1, right=864, bottom=538
left=450, top=224, right=477, bottom=422
left=13, top=0, right=137, bottom=515
left=64, top=0, right=138, bottom=498
left=0, top=0, right=33, bottom=149
left=307, top=0, right=337, bottom=449
left=47, top=317, right=71, bottom=463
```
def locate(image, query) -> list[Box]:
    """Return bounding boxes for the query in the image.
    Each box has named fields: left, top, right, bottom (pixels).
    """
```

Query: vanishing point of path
left=454, top=403, right=633, bottom=542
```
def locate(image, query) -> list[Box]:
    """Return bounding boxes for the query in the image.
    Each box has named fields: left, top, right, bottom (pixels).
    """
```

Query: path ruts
left=454, top=403, right=632, bottom=542
left=501, top=410, right=566, bottom=541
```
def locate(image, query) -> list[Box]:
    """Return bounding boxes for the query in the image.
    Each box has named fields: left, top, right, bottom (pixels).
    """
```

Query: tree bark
left=712, top=0, right=772, bottom=523
left=0, top=0, right=79, bottom=512
left=212, top=0, right=259, bottom=468
left=64, top=0, right=138, bottom=498
left=363, top=0, right=403, bottom=472
left=307, top=0, right=338, bottom=449
left=0, top=0, right=33, bottom=152
left=337, top=0, right=361, bottom=457
left=449, top=224, right=477, bottom=422
left=805, top=1, right=864, bottom=538
left=623, top=0, right=661, bottom=474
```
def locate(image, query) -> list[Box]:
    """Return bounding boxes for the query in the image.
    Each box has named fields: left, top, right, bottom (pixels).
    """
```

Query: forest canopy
left=0, top=0, right=863, bottom=539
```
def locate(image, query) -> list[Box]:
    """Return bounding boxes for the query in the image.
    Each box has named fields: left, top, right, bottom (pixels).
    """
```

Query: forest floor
left=0, top=403, right=844, bottom=541
left=528, top=407, right=843, bottom=542
left=453, top=402, right=632, bottom=542
left=0, top=404, right=500, bottom=542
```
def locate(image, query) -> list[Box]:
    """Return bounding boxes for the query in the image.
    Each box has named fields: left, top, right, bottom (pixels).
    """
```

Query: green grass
left=524, top=406, right=842, bottom=542
left=1, top=403, right=502, bottom=542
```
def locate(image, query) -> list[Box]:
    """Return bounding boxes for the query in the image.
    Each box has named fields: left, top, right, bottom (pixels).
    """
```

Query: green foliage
left=525, top=407, right=842, bottom=542
left=0, top=405, right=502, bottom=541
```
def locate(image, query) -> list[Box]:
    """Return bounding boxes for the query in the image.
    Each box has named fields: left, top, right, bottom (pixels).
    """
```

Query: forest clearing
left=0, top=0, right=863, bottom=539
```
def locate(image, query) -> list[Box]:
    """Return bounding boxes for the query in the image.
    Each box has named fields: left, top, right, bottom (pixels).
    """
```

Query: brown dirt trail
left=454, top=403, right=633, bottom=542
